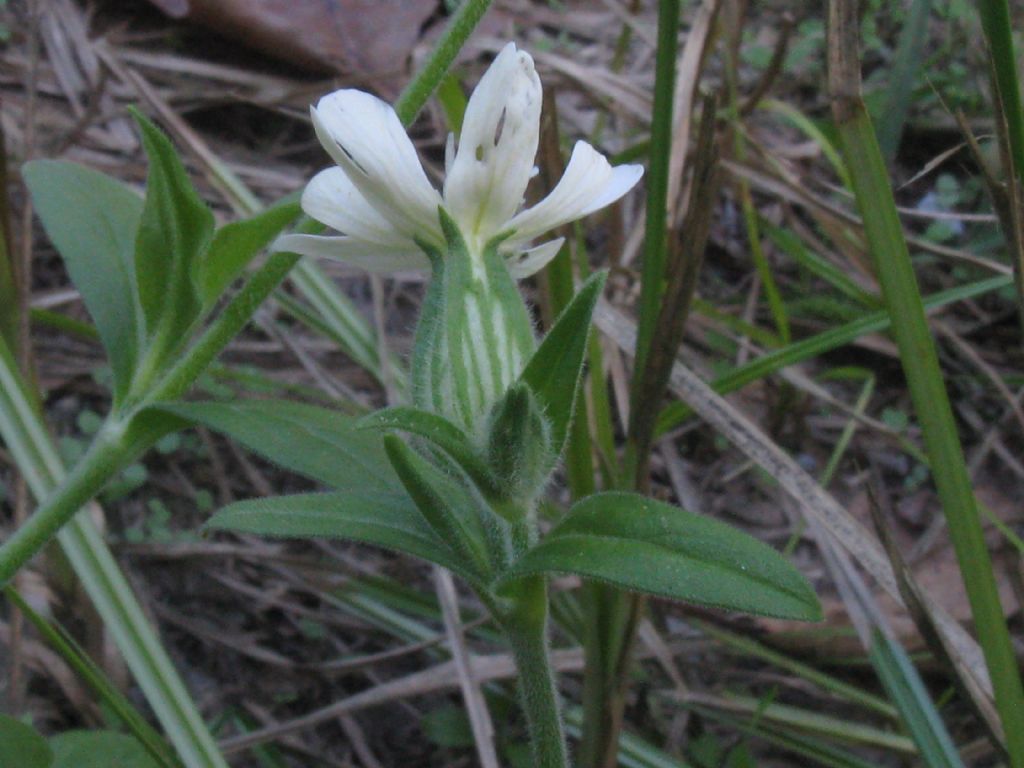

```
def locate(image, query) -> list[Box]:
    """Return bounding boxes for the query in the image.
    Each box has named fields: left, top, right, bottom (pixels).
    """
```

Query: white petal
left=506, top=141, right=644, bottom=242
left=273, top=233, right=429, bottom=273
left=312, top=90, right=443, bottom=242
left=444, top=42, right=542, bottom=244
left=506, top=238, right=565, bottom=279
left=302, top=168, right=413, bottom=246
left=445, top=132, right=456, bottom=178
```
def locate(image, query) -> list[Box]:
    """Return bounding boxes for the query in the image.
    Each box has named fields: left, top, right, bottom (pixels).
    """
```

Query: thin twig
left=433, top=568, right=500, bottom=768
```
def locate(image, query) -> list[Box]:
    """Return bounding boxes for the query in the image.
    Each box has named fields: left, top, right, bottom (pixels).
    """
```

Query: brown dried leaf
left=146, top=0, right=437, bottom=83
left=763, top=484, right=1021, bottom=657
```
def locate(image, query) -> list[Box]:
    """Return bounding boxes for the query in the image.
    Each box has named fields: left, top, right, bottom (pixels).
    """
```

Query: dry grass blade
left=866, top=476, right=1006, bottom=748
left=593, top=300, right=994, bottom=700
left=723, top=159, right=1014, bottom=276
left=218, top=648, right=585, bottom=756
left=629, top=92, right=720, bottom=486
left=433, top=567, right=500, bottom=768
left=665, top=0, right=720, bottom=219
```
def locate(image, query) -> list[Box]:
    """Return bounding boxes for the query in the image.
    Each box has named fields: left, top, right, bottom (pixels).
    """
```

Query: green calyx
left=486, top=382, right=554, bottom=507
left=411, top=208, right=536, bottom=436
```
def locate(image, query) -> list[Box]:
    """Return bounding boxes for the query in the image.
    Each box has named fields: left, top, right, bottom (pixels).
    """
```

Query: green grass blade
left=0, top=335, right=228, bottom=768
left=876, top=0, right=932, bottom=161
left=763, top=223, right=881, bottom=309
left=4, top=587, right=181, bottom=768
left=691, top=708, right=881, bottom=768
left=632, top=0, right=681, bottom=377
left=828, top=3, right=1024, bottom=762
left=286, top=260, right=406, bottom=394
left=977, top=0, right=1024, bottom=324
left=978, top=0, right=1024, bottom=180
left=870, top=630, right=966, bottom=768
left=582, top=0, right=682, bottom=762
left=564, top=707, right=692, bottom=768
left=696, top=620, right=896, bottom=719
left=691, top=695, right=915, bottom=753
left=655, top=274, right=1012, bottom=435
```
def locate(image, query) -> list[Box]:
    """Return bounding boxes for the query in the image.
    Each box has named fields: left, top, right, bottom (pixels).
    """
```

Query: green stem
left=0, top=418, right=132, bottom=584
left=828, top=3, right=1024, bottom=763
left=978, top=0, right=1024, bottom=179
left=977, top=0, right=1024, bottom=329
left=393, top=0, right=495, bottom=126
left=631, top=0, right=681, bottom=379
left=0, top=253, right=302, bottom=585
left=153, top=253, right=300, bottom=402
left=505, top=577, right=568, bottom=768
left=0, top=0, right=496, bottom=643
left=583, top=1, right=680, bottom=764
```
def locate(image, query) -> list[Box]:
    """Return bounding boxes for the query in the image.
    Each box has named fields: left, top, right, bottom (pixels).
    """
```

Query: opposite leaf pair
left=23, top=111, right=299, bottom=406
left=166, top=267, right=820, bottom=624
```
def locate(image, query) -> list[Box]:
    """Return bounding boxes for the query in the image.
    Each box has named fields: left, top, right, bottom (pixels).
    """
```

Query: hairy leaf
left=499, top=492, right=821, bottom=621
left=131, top=109, right=215, bottom=358
left=200, top=198, right=301, bottom=308
left=520, top=271, right=606, bottom=457
left=160, top=399, right=397, bottom=492
left=22, top=160, right=143, bottom=400
left=207, top=491, right=482, bottom=585
left=358, top=406, right=498, bottom=495
left=383, top=435, right=492, bottom=578
left=49, top=731, right=160, bottom=768
left=0, top=716, right=51, bottom=768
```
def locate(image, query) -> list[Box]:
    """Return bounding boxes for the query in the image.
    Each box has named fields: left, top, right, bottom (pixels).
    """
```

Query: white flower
left=276, top=42, right=643, bottom=278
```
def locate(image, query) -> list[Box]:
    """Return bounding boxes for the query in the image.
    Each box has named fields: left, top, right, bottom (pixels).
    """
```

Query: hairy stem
left=0, top=252, right=302, bottom=585
left=504, top=577, right=568, bottom=768
left=0, top=418, right=131, bottom=584
left=393, top=0, right=495, bottom=125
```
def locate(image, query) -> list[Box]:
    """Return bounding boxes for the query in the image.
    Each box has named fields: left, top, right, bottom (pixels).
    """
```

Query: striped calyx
left=412, top=209, right=536, bottom=436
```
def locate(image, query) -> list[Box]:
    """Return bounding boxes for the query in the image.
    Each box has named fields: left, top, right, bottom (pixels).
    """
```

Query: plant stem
left=631, top=0, right=681, bottom=378
left=978, top=0, right=1024, bottom=179
left=828, top=2, right=1024, bottom=763
left=0, top=251, right=303, bottom=585
left=505, top=577, right=568, bottom=768
left=153, top=253, right=300, bottom=402
left=393, top=0, right=495, bottom=126
left=581, top=1, right=680, bottom=764
left=0, top=418, right=132, bottom=584
left=976, top=0, right=1024, bottom=330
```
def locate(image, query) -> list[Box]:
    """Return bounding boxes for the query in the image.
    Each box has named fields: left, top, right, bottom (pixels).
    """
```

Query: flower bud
left=485, top=383, right=553, bottom=504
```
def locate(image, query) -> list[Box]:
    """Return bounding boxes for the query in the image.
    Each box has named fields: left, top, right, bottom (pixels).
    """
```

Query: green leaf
left=159, top=399, right=397, bottom=492
left=0, top=716, right=52, bottom=768
left=3, top=589, right=180, bottom=768
left=199, top=198, right=301, bottom=309
left=383, top=435, right=493, bottom=579
left=520, top=271, right=606, bottom=457
left=123, top=407, right=190, bottom=459
left=49, top=732, right=160, bottom=768
left=206, top=491, right=482, bottom=585
left=869, top=630, right=966, bottom=768
left=499, top=492, right=821, bottom=621
left=422, top=705, right=475, bottom=748
left=357, top=406, right=499, bottom=496
left=130, top=109, right=215, bottom=358
left=22, top=159, right=143, bottom=400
